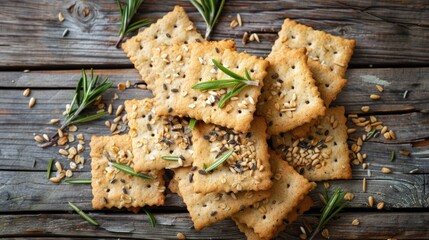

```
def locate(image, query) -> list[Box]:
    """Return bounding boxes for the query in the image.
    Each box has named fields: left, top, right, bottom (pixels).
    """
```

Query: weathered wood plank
left=0, top=170, right=427, bottom=212
left=2, top=67, right=428, bottom=113
left=1, top=0, right=428, bottom=68
left=2, top=212, right=429, bottom=239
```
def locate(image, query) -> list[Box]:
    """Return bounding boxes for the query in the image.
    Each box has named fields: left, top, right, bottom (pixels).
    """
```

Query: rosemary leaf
left=213, top=59, right=246, bottom=80
left=116, top=0, right=151, bottom=48
left=190, top=0, right=225, bottom=39
left=109, top=162, right=153, bottom=179
left=70, top=111, right=108, bottom=125
left=192, top=79, right=245, bottom=90
left=366, top=129, right=378, bottom=141
left=203, top=148, right=234, bottom=172
left=68, top=202, right=99, bottom=226
left=218, top=83, right=247, bottom=108
left=161, top=156, right=180, bottom=161
left=391, top=151, right=396, bottom=162
left=143, top=208, right=156, bottom=227
left=64, top=178, right=92, bottom=184
left=189, top=118, right=197, bottom=130
left=47, top=158, right=54, bottom=179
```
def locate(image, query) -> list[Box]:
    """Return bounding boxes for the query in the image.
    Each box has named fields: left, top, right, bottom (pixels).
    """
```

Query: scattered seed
left=34, top=135, right=45, bottom=143
left=116, top=105, right=124, bottom=116
left=118, top=83, right=126, bottom=90
left=50, top=119, right=60, bottom=124
left=50, top=177, right=62, bottom=183
left=108, top=104, right=113, bottom=114
left=230, top=19, right=238, bottom=29
left=249, top=33, right=255, bottom=42
left=43, top=134, right=50, bottom=141
left=344, top=192, right=354, bottom=201
left=381, top=167, right=392, bottom=174
left=403, top=90, right=409, bottom=99
left=347, top=128, right=356, bottom=134
left=23, top=88, right=31, bottom=97
left=409, top=168, right=419, bottom=174
left=361, top=106, right=370, bottom=112
left=367, top=196, right=374, bottom=208
left=110, top=123, right=118, bottom=132
left=66, top=169, right=73, bottom=178
left=242, top=32, right=249, bottom=45
left=126, top=80, right=131, bottom=88
left=362, top=178, right=367, bottom=192
left=399, top=149, right=410, bottom=156
left=237, top=13, right=242, bottom=26
left=389, top=130, right=396, bottom=140
left=58, top=11, right=65, bottom=22
left=352, top=219, right=360, bottom=226
left=23, top=69, right=30, bottom=73
left=362, top=163, right=368, bottom=169
left=29, top=97, right=36, bottom=108
left=253, top=33, right=260, bottom=42
left=321, top=228, right=329, bottom=239
left=376, top=84, right=384, bottom=92
left=390, top=151, right=395, bottom=161
left=62, top=29, right=69, bottom=37
left=383, top=132, right=391, bottom=140
left=105, top=120, right=111, bottom=128
left=68, top=125, right=78, bottom=132
left=377, top=202, right=385, bottom=210
left=59, top=149, right=69, bottom=155
left=176, top=232, right=186, bottom=240
left=370, top=94, right=381, bottom=100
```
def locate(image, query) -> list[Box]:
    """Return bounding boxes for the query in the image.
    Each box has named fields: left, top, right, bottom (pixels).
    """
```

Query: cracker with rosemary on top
left=232, top=151, right=315, bottom=240
left=171, top=167, right=271, bottom=230
left=90, top=135, right=165, bottom=210
left=122, top=6, right=204, bottom=88
left=191, top=117, right=272, bottom=194
left=257, top=47, right=326, bottom=136
left=125, top=98, right=193, bottom=171
left=271, top=106, right=352, bottom=181
left=150, top=41, right=269, bottom=133
left=234, top=195, right=313, bottom=240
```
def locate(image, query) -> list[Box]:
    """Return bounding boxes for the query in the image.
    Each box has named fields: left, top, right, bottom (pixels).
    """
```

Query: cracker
left=124, top=98, right=193, bottom=172
left=232, top=151, right=314, bottom=240
left=271, top=106, right=352, bottom=181
left=122, top=6, right=203, bottom=86
left=256, top=47, right=326, bottom=135
left=173, top=167, right=271, bottom=230
left=192, top=117, right=272, bottom=194
left=234, top=196, right=313, bottom=240
left=272, top=18, right=356, bottom=78
left=151, top=41, right=269, bottom=133
left=90, top=135, right=165, bottom=210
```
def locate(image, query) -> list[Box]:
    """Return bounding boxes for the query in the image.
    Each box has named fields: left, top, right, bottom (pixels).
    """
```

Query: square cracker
left=271, top=106, right=352, bottom=181
left=122, top=6, right=203, bottom=87
left=234, top=196, right=313, bottom=240
left=90, top=135, right=165, bottom=210
left=256, top=47, right=326, bottom=136
left=232, top=151, right=314, bottom=240
left=173, top=167, right=271, bottom=230
left=192, top=117, right=272, bottom=194
left=151, top=41, right=269, bottom=133
left=124, top=98, right=193, bottom=172
left=272, top=18, right=356, bottom=78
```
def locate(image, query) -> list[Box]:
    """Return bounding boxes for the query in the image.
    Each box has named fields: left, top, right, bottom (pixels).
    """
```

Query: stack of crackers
left=89, top=6, right=356, bottom=239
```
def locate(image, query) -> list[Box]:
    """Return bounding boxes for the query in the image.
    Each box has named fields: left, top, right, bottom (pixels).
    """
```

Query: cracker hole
left=146, top=184, right=151, bottom=188
left=151, top=134, right=155, bottom=137
left=106, top=189, right=110, bottom=192
left=174, top=25, right=177, bottom=28
left=154, top=35, right=158, bottom=39
left=291, top=86, right=295, bottom=90
left=166, top=96, right=170, bottom=100
left=291, top=65, right=295, bottom=70
left=334, top=159, right=338, bottom=162
left=184, top=41, right=188, bottom=44
left=287, top=184, right=290, bottom=188
left=193, top=97, right=197, bottom=101
left=245, top=94, right=249, bottom=97
left=325, top=83, right=330, bottom=88
left=334, top=51, right=338, bottom=54
left=308, top=42, right=312, bottom=46
left=291, top=35, right=295, bottom=39
left=203, top=204, right=207, bottom=207
left=305, top=100, right=310, bottom=104
left=238, top=110, right=242, bottom=114
left=169, top=150, right=174, bottom=154
left=279, top=113, right=283, bottom=117
left=262, top=215, right=266, bottom=220
left=250, top=69, right=255, bottom=73
left=334, top=142, right=337, bottom=146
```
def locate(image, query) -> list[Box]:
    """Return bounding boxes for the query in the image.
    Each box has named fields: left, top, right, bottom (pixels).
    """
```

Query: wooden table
left=1, top=0, right=428, bottom=239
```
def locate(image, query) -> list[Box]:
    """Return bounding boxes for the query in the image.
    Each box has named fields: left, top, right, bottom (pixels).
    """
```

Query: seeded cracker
left=232, top=151, right=314, bottom=240
left=272, top=18, right=356, bottom=78
left=271, top=106, right=352, bottom=181
left=172, top=167, right=271, bottom=230
left=192, top=117, right=272, bottom=194
left=257, top=47, right=326, bottom=136
left=234, top=196, right=313, bottom=240
left=152, top=42, right=268, bottom=132
left=125, top=99, right=193, bottom=171
left=90, top=135, right=165, bottom=210
left=122, top=6, right=203, bottom=88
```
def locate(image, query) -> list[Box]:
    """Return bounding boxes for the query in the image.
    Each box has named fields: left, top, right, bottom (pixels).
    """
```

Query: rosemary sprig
left=109, top=162, right=153, bottom=179
left=68, top=202, right=99, bottom=226
left=189, top=118, right=197, bottom=130
left=47, top=158, right=54, bottom=179
left=116, top=0, right=151, bottom=48
left=64, top=178, right=92, bottom=184
left=192, top=59, right=259, bottom=108
left=161, top=155, right=183, bottom=161
left=201, top=148, right=234, bottom=173
left=40, top=69, right=112, bottom=148
left=309, top=187, right=349, bottom=240
left=143, top=208, right=156, bottom=227
left=190, top=0, right=226, bottom=39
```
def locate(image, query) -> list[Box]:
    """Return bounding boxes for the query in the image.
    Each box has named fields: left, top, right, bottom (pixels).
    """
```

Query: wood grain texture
left=0, top=0, right=428, bottom=68
left=1, top=212, right=429, bottom=239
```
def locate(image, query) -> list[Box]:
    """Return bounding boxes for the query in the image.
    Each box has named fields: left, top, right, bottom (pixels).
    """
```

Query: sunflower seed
left=23, top=88, right=31, bottom=97
left=376, top=202, right=385, bottom=210
left=370, top=94, right=381, bottom=100
left=237, top=13, right=242, bottom=26
left=29, top=97, right=36, bottom=108
left=368, top=196, right=374, bottom=207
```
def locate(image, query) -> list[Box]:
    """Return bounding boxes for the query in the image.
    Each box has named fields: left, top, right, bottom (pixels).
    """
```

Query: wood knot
left=64, top=0, right=98, bottom=32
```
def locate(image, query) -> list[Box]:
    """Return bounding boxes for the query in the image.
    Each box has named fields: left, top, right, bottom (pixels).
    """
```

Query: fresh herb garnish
left=161, top=156, right=181, bottom=161
left=192, top=59, right=259, bottom=108
left=109, top=162, right=153, bottom=179
left=40, top=69, right=112, bottom=148
left=68, top=202, right=99, bottom=226
left=309, top=187, right=349, bottom=240
left=116, top=0, right=151, bottom=48
left=391, top=151, right=395, bottom=161
left=143, top=208, right=156, bottom=227
left=47, top=158, right=54, bottom=179
left=201, top=148, right=234, bottom=173
left=64, top=178, right=92, bottom=184
left=190, top=0, right=226, bottom=39
left=366, top=129, right=378, bottom=141
left=189, top=118, right=197, bottom=130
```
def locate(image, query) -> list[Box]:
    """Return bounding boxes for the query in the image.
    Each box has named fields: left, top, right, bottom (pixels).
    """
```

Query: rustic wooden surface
left=1, top=0, right=429, bottom=239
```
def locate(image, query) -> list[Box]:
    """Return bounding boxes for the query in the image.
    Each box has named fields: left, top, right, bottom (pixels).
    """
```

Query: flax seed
left=110, top=123, right=117, bottom=132
left=381, top=167, right=392, bottom=174
left=108, top=104, right=113, bottom=114
left=370, top=94, right=381, bottom=100
left=29, top=97, right=36, bottom=108
left=362, top=163, right=368, bottom=169
left=377, top=202, right=385, bottom=210
left=66, top=169, right=73, bottom=178
left=23, top=88, right=31, bottom=97
left=236, top=13, right=243, bottom=26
